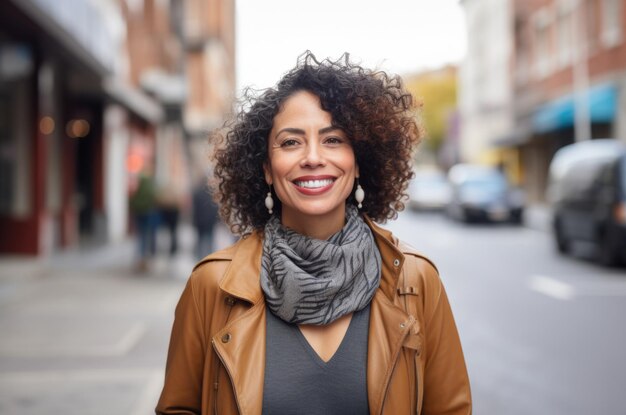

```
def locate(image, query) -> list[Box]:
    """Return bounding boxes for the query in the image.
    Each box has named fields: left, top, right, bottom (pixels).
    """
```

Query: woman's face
left=264, top=90, right=358, bottom=235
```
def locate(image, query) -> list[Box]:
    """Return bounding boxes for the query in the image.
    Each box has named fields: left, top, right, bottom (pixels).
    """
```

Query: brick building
left=181, top=0, right=236, bottom=177
left=0, top=0, right=235, bottom=256
left=511, top=0, right=626, bottom=202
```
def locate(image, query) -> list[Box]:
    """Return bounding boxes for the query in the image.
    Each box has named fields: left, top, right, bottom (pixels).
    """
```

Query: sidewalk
left=0, top=223, right=234, bottom=415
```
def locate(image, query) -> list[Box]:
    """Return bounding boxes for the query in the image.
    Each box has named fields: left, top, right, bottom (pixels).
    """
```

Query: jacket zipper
left=212, top=338, right=244, bottom=415
left=378, top=319, right=413, bottom=415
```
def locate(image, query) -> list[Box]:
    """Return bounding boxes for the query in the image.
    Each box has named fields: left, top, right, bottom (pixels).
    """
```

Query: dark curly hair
left=211, top=51, right=421, bottom=235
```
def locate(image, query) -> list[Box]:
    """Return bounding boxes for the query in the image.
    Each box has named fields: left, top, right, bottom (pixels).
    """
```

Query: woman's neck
left=281, top=210, right=346, bottom=240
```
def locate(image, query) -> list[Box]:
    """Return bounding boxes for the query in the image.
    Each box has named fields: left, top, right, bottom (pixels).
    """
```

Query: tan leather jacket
left=156, top=217, right=472, bottom=414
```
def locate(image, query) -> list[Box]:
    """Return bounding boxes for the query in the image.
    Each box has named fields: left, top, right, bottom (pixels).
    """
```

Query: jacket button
left=225, top=296, right=236, bottom=306
left=393, top=259, right=400, bottom=267
left=400, top=323, right=406, bottom=329
left=221, top=333, right=231, bottom=343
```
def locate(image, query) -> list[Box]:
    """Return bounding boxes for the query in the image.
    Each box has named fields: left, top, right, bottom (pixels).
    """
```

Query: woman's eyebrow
left=275, top=127, right=305, bottom=138
left=274, top=126, right=340, bottom=139
left=319, top=126, right=341, bottom=134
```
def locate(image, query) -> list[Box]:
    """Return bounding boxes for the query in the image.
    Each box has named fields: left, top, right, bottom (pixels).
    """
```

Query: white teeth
left=295, top=179, right=334, bottom=188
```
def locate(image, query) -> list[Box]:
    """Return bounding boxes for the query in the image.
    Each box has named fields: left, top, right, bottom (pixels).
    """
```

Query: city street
left=1, top=213, right=625, bottom=414
left=2, top=0, right=625, bottom=414
left=390, top=210, right=626, bottom=415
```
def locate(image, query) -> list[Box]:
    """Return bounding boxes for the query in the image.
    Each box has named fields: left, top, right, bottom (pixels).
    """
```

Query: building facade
left=459, top=0, right=517, bottom=179
left=511, top=0, right=626, bottom=201
left=181, top=0, right=236, bottom=178
left=0, top=0, right=235, bottom=256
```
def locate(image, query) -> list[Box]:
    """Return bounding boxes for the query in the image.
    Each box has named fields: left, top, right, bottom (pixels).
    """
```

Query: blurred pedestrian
left=157, top=52, right=471, bottom=414
left=129, top=167, right=158, bottom=272
left=191, top=178, right=219, bottom=260
left=157, top=181, right=184, bottom=256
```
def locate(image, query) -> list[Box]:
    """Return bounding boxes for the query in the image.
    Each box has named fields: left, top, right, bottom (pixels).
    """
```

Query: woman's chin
left=283, top=203, right=347, bottom=219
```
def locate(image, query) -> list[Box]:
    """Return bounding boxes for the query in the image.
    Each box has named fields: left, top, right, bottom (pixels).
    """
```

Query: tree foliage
left=404, top=66, right=457, bottom=151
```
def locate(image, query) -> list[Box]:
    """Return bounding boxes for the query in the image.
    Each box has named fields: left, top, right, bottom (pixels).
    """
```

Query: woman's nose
left=300, top=141, right=326, bottom=167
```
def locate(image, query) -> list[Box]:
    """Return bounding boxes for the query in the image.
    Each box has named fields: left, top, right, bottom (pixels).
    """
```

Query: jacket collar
left=217, top=231, right=265, bottom=305
left=218, top=215, right=406, bottom=304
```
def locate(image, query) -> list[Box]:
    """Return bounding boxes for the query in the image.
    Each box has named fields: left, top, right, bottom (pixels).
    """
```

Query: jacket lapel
left=367, top=291, right=415, bottom=415
left=218, top=232, right=265, bottom=304
left=213, top=233, right=266, bottom=415
left=365, top=217, right=419, bottom=414
left=212, top=302, right=266, bottom=415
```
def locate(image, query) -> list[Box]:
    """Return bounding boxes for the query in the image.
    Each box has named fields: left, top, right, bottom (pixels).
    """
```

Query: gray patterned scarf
left=260, top=206, right=382, bottom=325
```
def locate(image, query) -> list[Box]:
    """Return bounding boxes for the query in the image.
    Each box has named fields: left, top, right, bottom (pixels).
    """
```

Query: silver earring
left=265, top=186, right=274, bottom=214
left=355, top=180, right=365, bottom=209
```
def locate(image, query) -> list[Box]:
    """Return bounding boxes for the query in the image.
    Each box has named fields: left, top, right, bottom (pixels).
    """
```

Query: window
left=557, top=1, right=575, bottom=68
left=601, top=0, right=623, bottom=47
left=533, top=7, right=554, bottom=79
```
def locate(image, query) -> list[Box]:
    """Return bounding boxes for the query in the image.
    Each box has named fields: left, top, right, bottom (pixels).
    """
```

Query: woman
left=156, top=52, right=471, bottom=415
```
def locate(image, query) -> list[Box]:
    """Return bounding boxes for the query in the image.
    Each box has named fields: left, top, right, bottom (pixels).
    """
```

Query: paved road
left=386, top=210, right=626, bottom=415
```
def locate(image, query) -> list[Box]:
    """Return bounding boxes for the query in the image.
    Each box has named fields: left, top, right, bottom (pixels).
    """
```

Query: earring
left=355, top=180, right=365, bottom=209
left=265, top=185, right=274, bottom=214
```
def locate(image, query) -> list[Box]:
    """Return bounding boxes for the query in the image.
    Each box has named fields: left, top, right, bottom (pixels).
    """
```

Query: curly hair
left=211, top=51, right=421, bottom=235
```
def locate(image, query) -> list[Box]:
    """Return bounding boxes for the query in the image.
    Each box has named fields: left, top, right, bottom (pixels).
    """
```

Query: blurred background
left=0, top=0, right=625, bottom=414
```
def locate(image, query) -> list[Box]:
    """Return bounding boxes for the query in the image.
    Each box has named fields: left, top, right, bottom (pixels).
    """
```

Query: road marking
left=107, top=322, right=147, bottom=356
left=529, top=274, right=626, bottom=299
left=529, top=275, right=575, bottom=300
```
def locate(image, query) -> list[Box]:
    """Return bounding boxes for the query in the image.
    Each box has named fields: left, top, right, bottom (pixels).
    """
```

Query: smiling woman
left=156, top=52, right=472, bottom=415
left=212, top=52, right=420, bottom=235
left=265, top=91, right=358, bottom=239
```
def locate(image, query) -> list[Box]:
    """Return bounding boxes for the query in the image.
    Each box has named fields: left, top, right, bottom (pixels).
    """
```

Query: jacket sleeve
left=156, top=274, right=207, bottom=415
left=421, top=263, right=472, bottom=414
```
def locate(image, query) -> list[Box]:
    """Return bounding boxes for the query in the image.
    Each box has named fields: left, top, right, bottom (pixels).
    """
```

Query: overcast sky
left=235, top=0, right=467, bottom=91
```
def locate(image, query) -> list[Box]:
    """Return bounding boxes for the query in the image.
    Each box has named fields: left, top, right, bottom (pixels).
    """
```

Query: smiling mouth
left=293, top=178, right=335, bottom=189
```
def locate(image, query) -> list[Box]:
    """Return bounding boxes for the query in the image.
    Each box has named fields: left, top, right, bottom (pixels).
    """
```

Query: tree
left=404, top=66, right=457, bottom=152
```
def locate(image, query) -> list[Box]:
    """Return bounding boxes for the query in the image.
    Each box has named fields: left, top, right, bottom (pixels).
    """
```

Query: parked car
left=408, top=169, right=452, bottom=211
left=447, top=164, right=524, bottom=223
left=548, top=139, right=626, bottom=266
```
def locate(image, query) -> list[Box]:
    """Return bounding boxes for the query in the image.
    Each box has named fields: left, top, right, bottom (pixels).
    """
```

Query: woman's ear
left=263, top=162, right=272, bottom=185
left=355, top=164, right=360, bottom=179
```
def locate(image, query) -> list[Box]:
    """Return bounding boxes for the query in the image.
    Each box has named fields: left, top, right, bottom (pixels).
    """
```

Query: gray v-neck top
left=262, top=305, right=371, bottom=415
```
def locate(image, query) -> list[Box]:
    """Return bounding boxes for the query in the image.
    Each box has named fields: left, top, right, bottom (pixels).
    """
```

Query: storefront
left=0, top=0, right=163, bottom=255
left=502, top=83, right=620, bottom=203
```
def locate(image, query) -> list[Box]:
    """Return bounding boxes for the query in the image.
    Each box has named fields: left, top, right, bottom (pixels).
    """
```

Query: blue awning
left=532, top=83, right=617, bottom=133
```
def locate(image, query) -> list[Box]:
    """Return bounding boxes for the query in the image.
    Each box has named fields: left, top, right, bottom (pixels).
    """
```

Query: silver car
left=447, top=164, right=524, bottom=224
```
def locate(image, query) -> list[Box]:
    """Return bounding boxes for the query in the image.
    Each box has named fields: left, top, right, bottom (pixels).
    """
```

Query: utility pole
left=572, top=0, right=591, bottom=142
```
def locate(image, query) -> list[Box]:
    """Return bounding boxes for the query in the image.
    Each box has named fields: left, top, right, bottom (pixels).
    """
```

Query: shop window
left=0, top=44, right=33, bottom=217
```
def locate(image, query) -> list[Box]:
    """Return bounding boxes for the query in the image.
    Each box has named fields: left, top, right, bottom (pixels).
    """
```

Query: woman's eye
left=280, top=138, right=299, bottom=147
left=325, top=136, right=344, bottom=145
